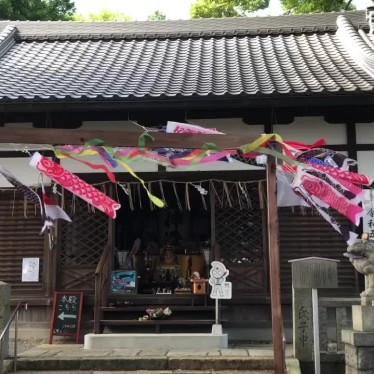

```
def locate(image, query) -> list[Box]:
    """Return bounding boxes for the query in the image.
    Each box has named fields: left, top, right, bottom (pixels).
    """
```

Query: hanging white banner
left=363, top=190, right=374, bottom=239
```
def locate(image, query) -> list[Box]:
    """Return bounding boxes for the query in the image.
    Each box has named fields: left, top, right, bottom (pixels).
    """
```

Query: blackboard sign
left=49, top=292, right=83, bottom=344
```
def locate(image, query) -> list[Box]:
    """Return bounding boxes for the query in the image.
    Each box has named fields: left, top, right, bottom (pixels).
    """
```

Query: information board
left=49, top=292, right=83, bottom=344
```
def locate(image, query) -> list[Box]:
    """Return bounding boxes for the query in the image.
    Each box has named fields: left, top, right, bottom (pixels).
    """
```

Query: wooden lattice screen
left=212, top=181, right=266, bottom=295
left=58, top=191, right=109, bottom=291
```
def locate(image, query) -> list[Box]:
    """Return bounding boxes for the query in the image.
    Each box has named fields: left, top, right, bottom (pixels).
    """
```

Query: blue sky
left=74, top=0, right=374, bottom=20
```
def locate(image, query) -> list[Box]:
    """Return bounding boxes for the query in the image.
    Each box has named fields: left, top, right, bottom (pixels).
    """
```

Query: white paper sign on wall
left=209, top=261, right=232, bottom=299
left=22, top=257, right=39, bottom=282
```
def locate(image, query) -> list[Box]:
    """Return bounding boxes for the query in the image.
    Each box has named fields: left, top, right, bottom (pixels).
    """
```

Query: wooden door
left=57, top=191, right=109, bottom=292
left=212, top=181, right=267, bottom=296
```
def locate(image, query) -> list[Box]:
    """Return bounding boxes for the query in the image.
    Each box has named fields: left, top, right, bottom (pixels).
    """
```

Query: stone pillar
left=0, top=281, right=11, bottom=358
left=361, top=273, right=374, bottom=306
left=293, top=288, right=313, bottom=361
left=289, top=257, right=339, bottom=366
left=342, top=304, right=374, bottom=373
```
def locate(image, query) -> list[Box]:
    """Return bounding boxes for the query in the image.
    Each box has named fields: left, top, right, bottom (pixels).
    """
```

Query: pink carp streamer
left=30, top=152, right=120, bottom=219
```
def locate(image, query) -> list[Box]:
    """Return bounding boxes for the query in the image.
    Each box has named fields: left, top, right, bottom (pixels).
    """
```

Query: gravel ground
left=7, top=338, right=76, bottom=357
left=7, top=338, right=46, bottom=356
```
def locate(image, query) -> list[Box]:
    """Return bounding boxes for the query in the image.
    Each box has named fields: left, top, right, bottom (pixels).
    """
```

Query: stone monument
left=289, top=257, right=339, bottom=374
left=342, top=233, right=374, bottom=373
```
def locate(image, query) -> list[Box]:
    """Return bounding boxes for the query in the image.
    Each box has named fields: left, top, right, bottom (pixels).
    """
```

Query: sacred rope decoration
left=0, top=121, right=371, bottom=247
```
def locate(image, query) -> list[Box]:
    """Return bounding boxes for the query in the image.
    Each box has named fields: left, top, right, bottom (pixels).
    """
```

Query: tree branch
left=345, top=0, right=354, bottom=10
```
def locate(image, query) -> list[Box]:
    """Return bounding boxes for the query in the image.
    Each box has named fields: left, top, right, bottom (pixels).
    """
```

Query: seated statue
left=161, top=245, right=178, bottom=265
left=155, top=245, right=181, bottom=282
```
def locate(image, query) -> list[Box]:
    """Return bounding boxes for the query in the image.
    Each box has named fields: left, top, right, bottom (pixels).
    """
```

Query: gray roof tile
left=0, top=11, right=373, bottom=102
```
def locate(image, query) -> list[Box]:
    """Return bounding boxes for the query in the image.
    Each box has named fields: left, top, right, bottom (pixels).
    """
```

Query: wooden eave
left=0, top=128, right=259, bottom=149
left=1, top=92, right=374, bottom=113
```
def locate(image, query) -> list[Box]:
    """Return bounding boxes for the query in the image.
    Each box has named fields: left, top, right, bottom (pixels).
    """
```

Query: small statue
left=161, top=245, right=178, bottom=266
left=155, top=245, right=181, bottom=283
left=345, top=232, right=374, bottom=305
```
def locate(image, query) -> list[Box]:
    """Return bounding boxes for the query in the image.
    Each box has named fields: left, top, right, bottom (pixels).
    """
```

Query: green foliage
left=74, top=9, right=132, bottom=21
left=190, top=0, right=270, bottom=18
left=280, top=0, right=355, bottom=14
left=147, top=10, right=167, bottom=21
left=189, top=0, right=356, bottom=18
left=0, top=0, right=76, bottom=21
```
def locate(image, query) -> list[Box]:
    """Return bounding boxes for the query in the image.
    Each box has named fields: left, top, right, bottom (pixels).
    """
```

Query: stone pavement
left=4, top=344, right=300, bottom=373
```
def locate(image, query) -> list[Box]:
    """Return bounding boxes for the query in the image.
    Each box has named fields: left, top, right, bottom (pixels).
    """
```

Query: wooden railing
left=0, top=302, right=27, bottom=374
left=318, top=297, right=360, bottom=352
left=94, top=246, right=111, bottom=334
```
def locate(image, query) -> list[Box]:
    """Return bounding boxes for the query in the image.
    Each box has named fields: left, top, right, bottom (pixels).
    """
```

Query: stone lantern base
left=342, top=305, right=374, bottom=373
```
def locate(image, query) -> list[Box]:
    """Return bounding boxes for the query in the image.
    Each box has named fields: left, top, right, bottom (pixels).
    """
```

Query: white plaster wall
left=357, top=151, right=374, bottom=180
left=187, top=118, right=264, bottom=135
left=273, top=117, right=346, bottom=145
left=356, top=123, right=374, bottom=144
left=0, top=158, right=50, bottom=188
left=166, top=159, right=264, bottom=172
left=60, top=156, right=158, bottom=173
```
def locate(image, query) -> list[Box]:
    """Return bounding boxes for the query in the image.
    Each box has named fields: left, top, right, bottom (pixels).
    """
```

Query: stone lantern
left=342, top=233, right=374, bottom=373
left=344, top=233, right=374, bottom=306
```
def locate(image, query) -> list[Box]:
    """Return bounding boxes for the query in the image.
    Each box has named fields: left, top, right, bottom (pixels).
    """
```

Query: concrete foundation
left=84, top=332, right=228, bottom=350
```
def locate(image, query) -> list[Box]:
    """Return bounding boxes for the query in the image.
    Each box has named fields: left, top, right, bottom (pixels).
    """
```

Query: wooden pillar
left=266, top=154, right=285, bottom=374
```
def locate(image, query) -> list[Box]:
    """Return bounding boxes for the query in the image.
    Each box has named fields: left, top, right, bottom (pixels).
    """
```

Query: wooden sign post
left=49, top=292, right=83, bottom=344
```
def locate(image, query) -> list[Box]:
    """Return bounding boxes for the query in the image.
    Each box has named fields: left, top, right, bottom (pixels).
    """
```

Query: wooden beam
left=266, top=155, right=285, bottom=374
left=0, top=128, right=257, bottom=149
left=0, top=151, right=55, bottom=158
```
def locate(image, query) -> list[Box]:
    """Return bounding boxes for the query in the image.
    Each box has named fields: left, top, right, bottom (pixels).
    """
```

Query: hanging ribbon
left=114, top=158, right=164, bottom=208
left=240, top=133, right=283, bottom=155
left=138, top=132, right=155, bottom=150
left=64, top=155, right=117, bottom=183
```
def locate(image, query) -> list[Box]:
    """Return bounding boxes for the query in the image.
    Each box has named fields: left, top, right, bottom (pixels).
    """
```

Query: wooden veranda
left=0, top=127, right=285, bottom=373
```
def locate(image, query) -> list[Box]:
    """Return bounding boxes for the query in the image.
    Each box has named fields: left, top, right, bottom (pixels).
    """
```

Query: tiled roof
left=0, top=11, right=373, bottom=103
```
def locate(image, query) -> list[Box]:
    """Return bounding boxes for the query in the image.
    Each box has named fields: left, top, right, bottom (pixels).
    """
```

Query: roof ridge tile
left=0, top=10, right=367, bottom=42
left=0, top=25, right=17, bottom=59
left=337, top=15, right=374, bottom=80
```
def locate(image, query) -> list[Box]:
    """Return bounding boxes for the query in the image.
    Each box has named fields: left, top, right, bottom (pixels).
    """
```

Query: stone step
left=10, top=356, right=276, bottom=372
left=15, top=371, right=274, bottom=374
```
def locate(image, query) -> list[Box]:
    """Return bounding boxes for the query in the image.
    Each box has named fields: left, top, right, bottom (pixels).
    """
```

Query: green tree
left=189, top=0, right=356, bottom=18
left=147, top=10, right=167, bottom=21
left=74, top=9, right=132, bottom=21
left=190, top=0, right=269, bottom=18
left=0, top=0, right=75, bottom=21
left=280, top=0, right=355, bottom=14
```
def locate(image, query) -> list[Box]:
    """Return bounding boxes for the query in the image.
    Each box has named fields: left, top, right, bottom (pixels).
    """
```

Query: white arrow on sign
left=58, top=312, right=76, bottom=320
